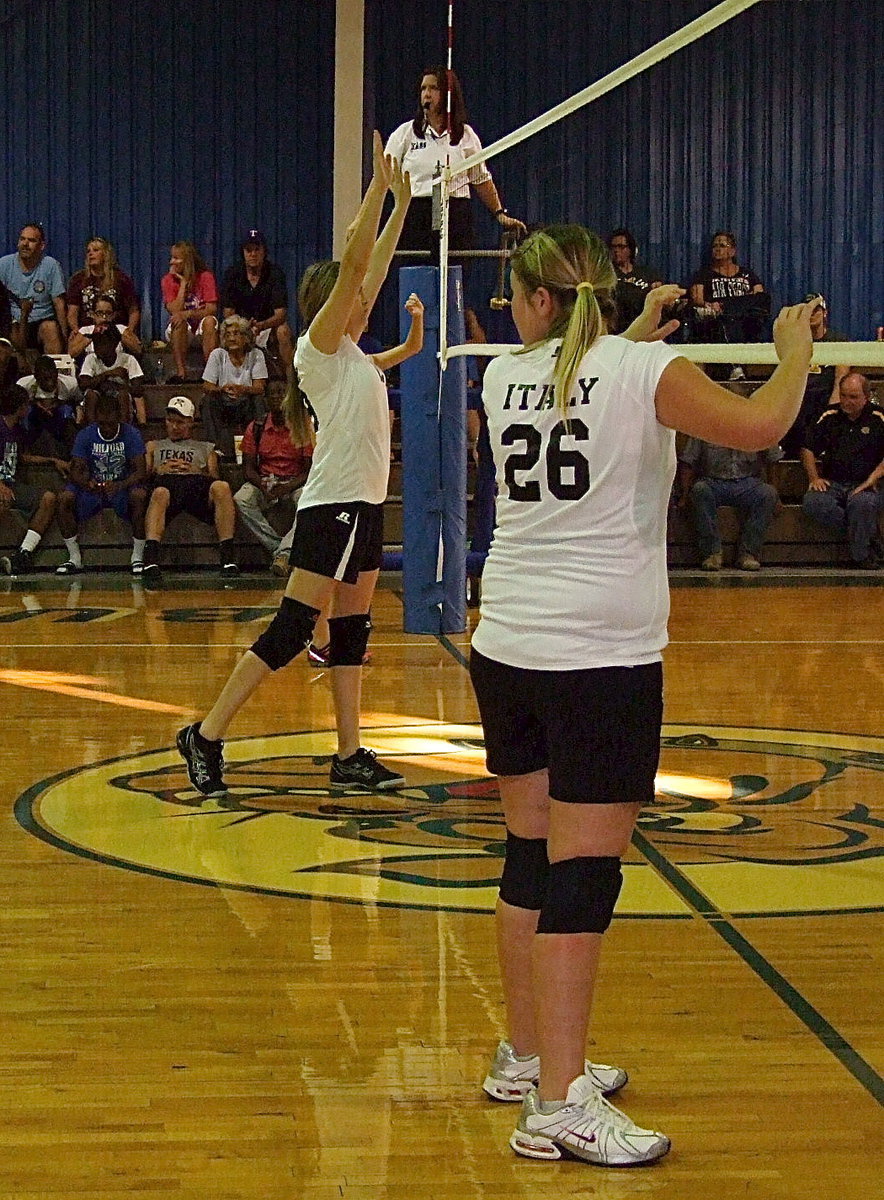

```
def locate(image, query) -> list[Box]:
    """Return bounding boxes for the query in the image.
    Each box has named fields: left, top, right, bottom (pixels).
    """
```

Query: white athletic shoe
left=482, top=1040, right=627, bottom=1101
left=510, top=1072, right=670, bottom=1167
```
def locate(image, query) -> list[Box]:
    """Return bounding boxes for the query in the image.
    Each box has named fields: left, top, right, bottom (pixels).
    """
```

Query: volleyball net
left=434, top=0, right=884, bottom=371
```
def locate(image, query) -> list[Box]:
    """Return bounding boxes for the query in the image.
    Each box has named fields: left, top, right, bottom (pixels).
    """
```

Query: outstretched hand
left=404, top=292, right=424, bottom=318
left=389, top=157, right=411, bottom=209
left=371, top=130, right=393, bottom=192
left=773, top=301, right=814, bottom=364
left=622, top=283, right=684, bottom=343
left=643, top=284, right=684, bottom=322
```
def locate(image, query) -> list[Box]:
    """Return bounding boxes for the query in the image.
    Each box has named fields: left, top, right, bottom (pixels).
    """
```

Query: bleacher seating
left=2, top=370, right=882, bottom=575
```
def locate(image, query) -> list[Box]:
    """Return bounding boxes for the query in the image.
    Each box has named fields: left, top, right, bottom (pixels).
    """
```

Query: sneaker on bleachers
left=1, top=549, right=34, bottom=575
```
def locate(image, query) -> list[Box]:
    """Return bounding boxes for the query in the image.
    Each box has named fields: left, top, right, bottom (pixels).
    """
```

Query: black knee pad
left=328, top=613, right=371, bottom=666
left=536, top=856, right=623, bottom=934
left=251, top=597, right=319, bottom=671
left=498, top=832, right=549, bottom=911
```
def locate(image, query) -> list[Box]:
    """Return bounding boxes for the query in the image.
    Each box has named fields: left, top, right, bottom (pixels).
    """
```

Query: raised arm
left=345, top=156, right=412, bottom=340
left=655, top=302, right=814, bottom=451
left=622, top=284, right=684, bottom=344
left=309, top=132, right=393, bottom=356
left=370, top=294, right=425, bottom=371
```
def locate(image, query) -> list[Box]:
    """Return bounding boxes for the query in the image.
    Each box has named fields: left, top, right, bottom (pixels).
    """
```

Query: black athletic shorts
left=7, top=480, right=42, bottom=522
left=289, top=501, right=384, bottom=584
left=469, top=650, right=663, bottom=806
left=151, top=474, right=216, bottom=525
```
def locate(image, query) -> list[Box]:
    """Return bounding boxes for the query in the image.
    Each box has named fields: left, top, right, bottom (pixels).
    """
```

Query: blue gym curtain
left=2, top=1, right=881, bottom=339
left=366, top=0, right=883, bottom=340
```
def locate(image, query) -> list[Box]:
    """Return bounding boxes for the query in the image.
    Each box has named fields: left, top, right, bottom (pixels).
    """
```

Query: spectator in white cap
left=141, top=396, right=239, bottom=583
left=221, top=230, right=294, bottom=369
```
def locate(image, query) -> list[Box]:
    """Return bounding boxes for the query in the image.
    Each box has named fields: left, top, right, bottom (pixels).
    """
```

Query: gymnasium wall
left=1, top=1, right=881, bottom=341
left=0, top=0, right=336, bottom=339
left=368, top=0, right=883, bottom=340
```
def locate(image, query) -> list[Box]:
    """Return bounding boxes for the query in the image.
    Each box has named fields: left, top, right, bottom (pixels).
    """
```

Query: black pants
left=399, top=196, right=475, bottom=282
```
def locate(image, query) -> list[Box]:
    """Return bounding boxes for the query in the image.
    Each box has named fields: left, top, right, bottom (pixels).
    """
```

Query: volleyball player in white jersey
left=177, top=133, right=412, bottom=796
left=471, top=225, right=813, bottom=1167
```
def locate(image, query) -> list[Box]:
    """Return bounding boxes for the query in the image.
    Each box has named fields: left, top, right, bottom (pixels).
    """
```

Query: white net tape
left=437, top=0, right=764, bottom=364
left=436, top=0, right=882, bottom=372
left=447, top=342, right=884, bottom=367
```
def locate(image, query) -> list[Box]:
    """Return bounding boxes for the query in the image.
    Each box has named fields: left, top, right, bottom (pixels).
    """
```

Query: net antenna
left=435, top=1, right=456, bottom=368
left=437, top=0, right=764, bottom=368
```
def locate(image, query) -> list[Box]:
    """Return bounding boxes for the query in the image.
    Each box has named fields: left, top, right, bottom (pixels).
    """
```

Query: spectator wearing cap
left=160, top=241, right=220, bottom=383
left=201, top=315, right=268, bottom=458
left=78, top=325, right=147, bottom=427
left=0, top=384, right=59, bottom=576
left=141, top=396, right=239, bottom=583
left=780, top=294, right=851, bottom=457
left=221, top=231, right=293, bottom=370
left=607, top=228, right=662, bottom=333
left=0, top=223, right=68, bottom=355
left=66, top=237, right=141, bottom=354
left=801, top=372, right=884, bottom=569
left=55, top=393, right=148, bottom=575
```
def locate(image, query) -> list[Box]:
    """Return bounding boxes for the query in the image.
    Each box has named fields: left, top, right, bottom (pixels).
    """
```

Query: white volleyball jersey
left=384, top=121, right=492, bottom=198
left=472, top=335, right=683, bottom=671
left=294, top=332, right=390, bottom=508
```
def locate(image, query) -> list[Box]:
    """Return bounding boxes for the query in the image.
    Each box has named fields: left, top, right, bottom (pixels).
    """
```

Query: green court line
left=631, top=828, right=884, bottom=1106
left=435, top=629, right=883, bottom=1106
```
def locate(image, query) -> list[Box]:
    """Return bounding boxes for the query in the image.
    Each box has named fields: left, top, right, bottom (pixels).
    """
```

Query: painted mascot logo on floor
left=17, top=724, right=884, bottom=917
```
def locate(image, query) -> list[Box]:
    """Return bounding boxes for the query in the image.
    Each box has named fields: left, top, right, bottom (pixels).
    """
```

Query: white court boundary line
left=438, top=0, right=764, bottom=363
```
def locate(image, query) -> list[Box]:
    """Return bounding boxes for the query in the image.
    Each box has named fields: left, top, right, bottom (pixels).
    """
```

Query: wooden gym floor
left=0, top=570, right=881, bottom=1199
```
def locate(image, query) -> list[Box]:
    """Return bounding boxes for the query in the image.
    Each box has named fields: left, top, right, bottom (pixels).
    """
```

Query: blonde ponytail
left=282, top=374, right=316, bottom=449
left=511, top=225, right=616, bottom=417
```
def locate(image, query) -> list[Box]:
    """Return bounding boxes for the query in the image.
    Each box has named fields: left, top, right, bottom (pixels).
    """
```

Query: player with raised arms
left=177, top=132, right=412, bottom=796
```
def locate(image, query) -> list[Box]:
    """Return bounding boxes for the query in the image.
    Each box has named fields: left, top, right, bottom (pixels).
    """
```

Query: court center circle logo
left=17, top=723, right=884, bottom=918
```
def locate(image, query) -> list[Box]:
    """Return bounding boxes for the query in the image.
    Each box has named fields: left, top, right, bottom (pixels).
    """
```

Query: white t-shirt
left=472, top=335, right=683, bottom=671
left=81, top=348, right=143, bottom=381
left=17, top=374, right=81, bottom=403
left=384, top=121, right=492, bottom=198
left=293, top=331, right=390, bottom=507
left=202, top=347, right=268, bottom=393
left=77, top=323, right=128, bottom=352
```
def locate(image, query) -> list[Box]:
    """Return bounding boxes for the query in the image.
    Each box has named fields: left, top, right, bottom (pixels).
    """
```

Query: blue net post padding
left=398, top=266, right=467, bottom=634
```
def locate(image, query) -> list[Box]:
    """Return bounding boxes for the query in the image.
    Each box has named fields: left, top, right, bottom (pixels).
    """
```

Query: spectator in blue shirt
left=55, top=393, right=148, bottom=575
left=0, top=224, right=68, bottom=354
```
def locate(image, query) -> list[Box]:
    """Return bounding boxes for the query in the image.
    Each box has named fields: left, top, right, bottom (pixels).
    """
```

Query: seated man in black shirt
left=220, top=230, right=293, bottom=372
left=780, top=294, right=850, bottom=457
left=801, top=373, right=884, bottom=568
